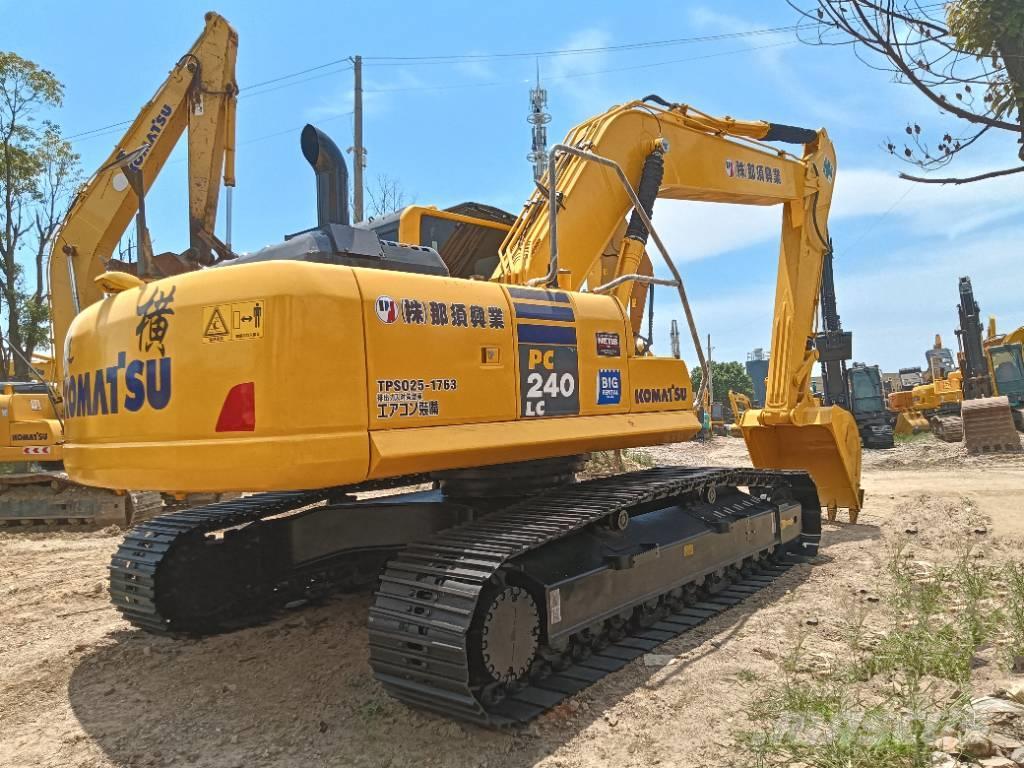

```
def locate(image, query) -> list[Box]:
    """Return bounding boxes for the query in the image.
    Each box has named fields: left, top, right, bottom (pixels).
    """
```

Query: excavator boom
left=48, top=11, right=237, bottom=384
left=496, top=98, right=860, bottom=511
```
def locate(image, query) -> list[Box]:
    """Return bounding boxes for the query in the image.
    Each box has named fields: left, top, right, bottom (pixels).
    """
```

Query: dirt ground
left=2, top=437, right=1023, bottom=768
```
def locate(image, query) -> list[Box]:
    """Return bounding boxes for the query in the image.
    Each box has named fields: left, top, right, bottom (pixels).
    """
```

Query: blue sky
left=6, top=0, right=1022, bottom=371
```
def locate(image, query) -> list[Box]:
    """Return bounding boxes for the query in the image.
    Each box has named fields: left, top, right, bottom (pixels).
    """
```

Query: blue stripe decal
left=507, top=286, right=571, bottom=304
left=517, top=324, right=578, bottom=345
left=513, top=302, right=576, bottom=322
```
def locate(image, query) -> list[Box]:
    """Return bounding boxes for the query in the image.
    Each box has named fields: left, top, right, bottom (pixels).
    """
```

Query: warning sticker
left=204, top=308, right=229, bottom=339
left=203, top=299, right=265, bottom=343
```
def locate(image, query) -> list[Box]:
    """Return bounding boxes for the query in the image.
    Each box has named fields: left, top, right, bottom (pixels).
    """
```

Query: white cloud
left=650, top=222, right=1024, bottom=371
left=831, top=166, right=1024, bottom=240
left=544, top=29, right=614, bottom=112
left=685, top=5, right=864, bottom=128
left=306, top=68, right=428, bottom=122
left=646, top=162, right=1024, bottom=270
left=654, top=200, right=780, bottom=263
left=454, top=58, right=496, bottom=81
left=837, top=230, right=1024, bottom=366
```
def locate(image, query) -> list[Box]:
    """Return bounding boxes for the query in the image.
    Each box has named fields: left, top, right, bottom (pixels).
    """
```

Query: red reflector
left=216, top=382, right=255, bottom=432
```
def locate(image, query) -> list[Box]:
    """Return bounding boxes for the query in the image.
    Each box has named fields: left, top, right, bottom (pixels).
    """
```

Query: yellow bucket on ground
left=740, top=404, right=863, bottom=514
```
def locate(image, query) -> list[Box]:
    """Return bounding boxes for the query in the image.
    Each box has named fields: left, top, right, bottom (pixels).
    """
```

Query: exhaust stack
left=301, top=124, right=349, bottom=227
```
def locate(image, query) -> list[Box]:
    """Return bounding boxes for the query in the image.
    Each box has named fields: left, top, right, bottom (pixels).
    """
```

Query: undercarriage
left=0, top=470, right=161, bottom=527
left=856, top=417, right=895, bottom=450
left=109, top=463, right=821, bottom=725
left=929, top=405, right=964, bottom=443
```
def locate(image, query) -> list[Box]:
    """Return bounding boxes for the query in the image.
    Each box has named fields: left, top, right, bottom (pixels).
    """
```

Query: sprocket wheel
left=479, top=585, right=540, bottom=685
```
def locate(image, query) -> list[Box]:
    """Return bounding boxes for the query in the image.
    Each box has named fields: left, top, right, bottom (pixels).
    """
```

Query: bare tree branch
left=789, top=1, right=1024, bottom=182
left=898, top=164, right=1024, bottom=183
left=366, top=173, right=410, bottom=219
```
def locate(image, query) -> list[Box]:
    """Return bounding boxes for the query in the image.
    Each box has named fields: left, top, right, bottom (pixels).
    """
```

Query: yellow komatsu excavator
left=955, top=278, right=1021, bottom=453
left=0, top=13, right=237, bottom=525
left=888, top=390, right=929, bottom=436
left=60, top=21, right=861, bottom=723
left=903, top=335, right=964, bottom=442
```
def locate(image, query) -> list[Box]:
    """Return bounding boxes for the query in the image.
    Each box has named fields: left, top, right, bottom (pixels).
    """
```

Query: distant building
left=746, top=348, right=770, bottom=407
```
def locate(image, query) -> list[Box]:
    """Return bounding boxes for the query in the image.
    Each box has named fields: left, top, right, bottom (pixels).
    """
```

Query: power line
left=66, top=63, right=353, bottom=141
left=67, top=120, right=133, bottom=141
left=836, top=185, right=915, bottom=257
left=362, top=25, right=805, bottom=63
left=64, top=24, right=809, bottom=141
left=239, top=65, right=353, bottom=100
left=363, top=39, right=799, bottom=94
left=245, top=60, right=352, bottom=90
left=161, top=111, right=354, bottom=168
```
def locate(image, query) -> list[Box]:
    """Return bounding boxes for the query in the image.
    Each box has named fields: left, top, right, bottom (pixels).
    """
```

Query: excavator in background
left=813, top=243, right=893, bottom=448
left=0, top=12, right=238, bottom=524
left=955, top=277, right=1021, bottom=453
left=889, top=367, right=929, bottom=436
left=846, top=362, right=894, bottom=447
left=985, top=317, right=1024, bottom=431
left=60, top=61, right=861, bottom=724
left=909, top=335, right=965, bottom=442
left=728, top=390, right=752, bottom=437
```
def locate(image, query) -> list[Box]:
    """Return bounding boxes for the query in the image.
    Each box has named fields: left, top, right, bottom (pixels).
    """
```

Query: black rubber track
left=108, top=475, right=431, bottom=634
left=368, top=465, right=819, bottom=726
left=109, top=490, right=331, bottom=634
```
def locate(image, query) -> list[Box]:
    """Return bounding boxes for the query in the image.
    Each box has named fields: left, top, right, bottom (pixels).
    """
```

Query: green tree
left=690, top=360, right=753, bottom=405
left=0, top=52, right=80, bottom=378
left=790, top=0, right=1024, bottom=184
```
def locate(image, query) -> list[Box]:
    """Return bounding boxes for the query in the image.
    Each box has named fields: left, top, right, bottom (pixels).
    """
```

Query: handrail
left=530, top=142, right=709, bottom=402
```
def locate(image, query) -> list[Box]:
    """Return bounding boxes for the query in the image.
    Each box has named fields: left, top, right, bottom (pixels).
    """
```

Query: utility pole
left=350, top=55, right=365, bottom=222
left=705, top=334, right=714, bottom=412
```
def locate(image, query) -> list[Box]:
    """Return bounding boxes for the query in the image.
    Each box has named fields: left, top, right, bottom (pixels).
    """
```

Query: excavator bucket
left=962, top=396, right=1023, bottom=454
left=894, top=410, right=928, bottom=435
left=740, top=405, right=863, bottom=519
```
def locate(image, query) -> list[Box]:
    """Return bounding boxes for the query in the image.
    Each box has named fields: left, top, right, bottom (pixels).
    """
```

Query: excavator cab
left=988, top=343, right=1024, bottom=431
left=366, top=203, right=515, bottom=279
left=846, top=363, right=895, bottom=449
left=991, top=345, right=1024, bottom=398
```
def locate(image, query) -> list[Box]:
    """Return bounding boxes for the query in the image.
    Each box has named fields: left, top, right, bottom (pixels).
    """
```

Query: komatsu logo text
left=634, top=385, right=687, bottom=404
left=120, top=103, right=173, bottom=171
left=63, top=353, right=172, bottom=418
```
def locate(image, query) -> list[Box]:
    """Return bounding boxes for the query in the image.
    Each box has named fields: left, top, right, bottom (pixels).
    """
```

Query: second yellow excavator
left=0, top=12, right=238, bottom=524
left=57, top=15, right=861, bottom=727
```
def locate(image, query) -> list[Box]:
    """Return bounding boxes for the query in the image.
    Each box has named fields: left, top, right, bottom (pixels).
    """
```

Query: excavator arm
left=48, top=11, right=237, bottom=383
left=498, top=97, right=861, bottom=512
